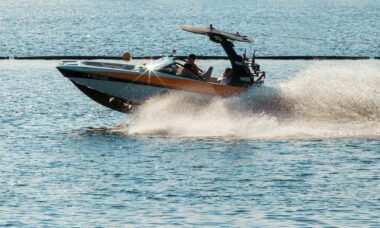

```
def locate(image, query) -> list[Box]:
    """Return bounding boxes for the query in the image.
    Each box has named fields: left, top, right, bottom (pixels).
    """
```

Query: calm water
left=0, top=0, right=379, bottom=57
left=1, top=0, right=380, bottom=227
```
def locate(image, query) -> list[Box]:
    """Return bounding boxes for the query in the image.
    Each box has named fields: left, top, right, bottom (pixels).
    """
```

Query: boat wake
left=125, top=61, right=380, bottom=139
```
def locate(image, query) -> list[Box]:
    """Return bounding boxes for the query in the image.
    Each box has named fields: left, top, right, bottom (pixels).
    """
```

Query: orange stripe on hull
left=94, top=71, right=247, bottom=97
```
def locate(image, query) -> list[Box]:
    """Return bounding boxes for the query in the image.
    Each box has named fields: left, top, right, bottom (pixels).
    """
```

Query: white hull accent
left=69, top=77, right=212, bottom=104
left=69, top=77, right=167, bottom=104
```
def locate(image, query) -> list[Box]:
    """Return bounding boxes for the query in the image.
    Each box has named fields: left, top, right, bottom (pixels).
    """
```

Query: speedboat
left=57, top=25, right=266, bottom=113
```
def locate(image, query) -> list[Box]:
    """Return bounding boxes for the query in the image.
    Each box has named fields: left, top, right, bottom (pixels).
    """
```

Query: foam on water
left=128, top=61, right=380, bottom=139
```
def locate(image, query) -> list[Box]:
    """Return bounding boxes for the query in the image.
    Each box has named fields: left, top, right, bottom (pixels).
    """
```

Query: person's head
left=122, top=52, right=132, bottom=61
left=187, top=54, right=197, bottom=64
left=223, top=68, right=233, bottom=78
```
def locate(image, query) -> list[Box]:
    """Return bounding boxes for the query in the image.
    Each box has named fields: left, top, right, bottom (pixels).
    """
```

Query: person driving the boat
left=219, top=68, right=233, bottom=85
left=178, top=54, right=213, bottom=81
left=183, top=54, right=200, bottom=75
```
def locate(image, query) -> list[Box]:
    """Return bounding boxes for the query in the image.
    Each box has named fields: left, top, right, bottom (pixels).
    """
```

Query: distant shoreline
left=1, top=55, right=378, bottom=60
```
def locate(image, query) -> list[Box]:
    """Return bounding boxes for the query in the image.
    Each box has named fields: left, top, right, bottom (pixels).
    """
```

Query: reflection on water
left=73, top=125, right=129, bottom=136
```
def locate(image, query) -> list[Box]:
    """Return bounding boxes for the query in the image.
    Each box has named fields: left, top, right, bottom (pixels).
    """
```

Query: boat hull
left=57, top=62, right=247, bottom=113
left=71, top=81, right=137, bottom=113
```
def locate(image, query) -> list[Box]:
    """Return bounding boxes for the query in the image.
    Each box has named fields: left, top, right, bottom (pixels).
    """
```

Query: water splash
left=127, top=61, right=380, bottom=139
left=280, top=61, right=380, bottom=121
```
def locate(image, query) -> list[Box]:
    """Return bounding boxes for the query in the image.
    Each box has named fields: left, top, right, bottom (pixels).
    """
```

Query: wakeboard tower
left=181, top=25, right=265, bottom=86
left=56, top=25, right=265, bottom=113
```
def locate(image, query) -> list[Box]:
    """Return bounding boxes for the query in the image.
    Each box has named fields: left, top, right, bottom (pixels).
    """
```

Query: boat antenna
left=170, top=49, right=176, bottom=57
left=252, top=50, right=256, bottom=65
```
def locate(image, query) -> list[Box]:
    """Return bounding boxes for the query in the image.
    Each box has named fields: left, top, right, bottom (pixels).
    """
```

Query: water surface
left=1, top=0, right=379, bottom=57
left=1, top=59, right=379, bottom=226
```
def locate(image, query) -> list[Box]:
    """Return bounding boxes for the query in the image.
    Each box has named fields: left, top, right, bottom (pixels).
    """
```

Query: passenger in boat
left=178, top=54, right=213, bottom=81
left=219, top=68, right=233, bottom=85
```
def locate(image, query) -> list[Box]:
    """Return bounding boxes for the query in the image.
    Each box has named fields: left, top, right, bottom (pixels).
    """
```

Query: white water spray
left=127, top=61, right=380, bottom=139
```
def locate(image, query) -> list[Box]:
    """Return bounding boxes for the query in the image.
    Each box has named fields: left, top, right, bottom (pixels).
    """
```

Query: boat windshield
left=145, top=57, right=176, bottom=71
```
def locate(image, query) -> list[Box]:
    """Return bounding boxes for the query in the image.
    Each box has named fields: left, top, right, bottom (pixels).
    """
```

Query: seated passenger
left=177, top=54, right=213, bottom=81
left=219, top=68, right=233, bottom=85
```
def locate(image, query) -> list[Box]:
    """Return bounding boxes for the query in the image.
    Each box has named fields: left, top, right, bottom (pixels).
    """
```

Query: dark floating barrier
left=13, top=56, right=122, bottom=60
left=0, top=55, right=377, bottom=60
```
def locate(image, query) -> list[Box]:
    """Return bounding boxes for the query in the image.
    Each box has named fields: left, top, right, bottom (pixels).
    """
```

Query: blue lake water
left=0, top=0, right=379, bottom=57
left=1, top=0, right=380, bottom=227
left=1, top=59, right=380, bottom=226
